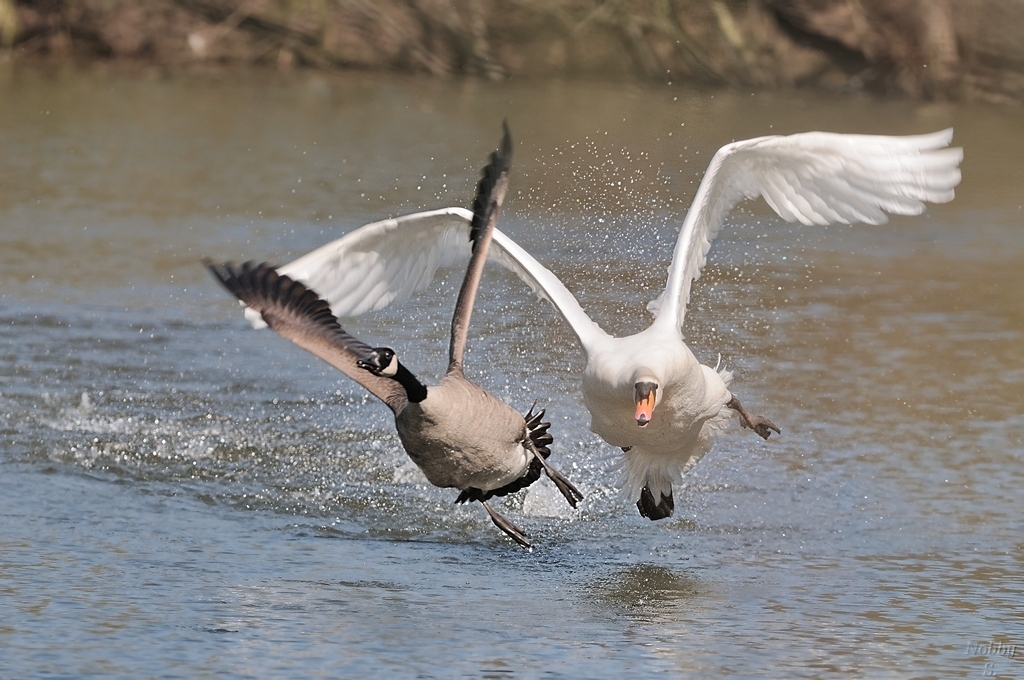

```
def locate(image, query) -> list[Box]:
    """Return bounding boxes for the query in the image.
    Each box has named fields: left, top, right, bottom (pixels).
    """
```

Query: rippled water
left=1, top=68, right=1022, bottom=677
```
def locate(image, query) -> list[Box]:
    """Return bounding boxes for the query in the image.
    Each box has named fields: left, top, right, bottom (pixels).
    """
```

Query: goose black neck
left=448, top=126, right=511, bottom=368
left=394, top=363, right=428, bottom=403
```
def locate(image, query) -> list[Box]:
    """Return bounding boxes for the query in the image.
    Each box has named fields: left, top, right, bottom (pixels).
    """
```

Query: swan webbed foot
left=748, top=416, right=781, bottom=440
left=481, top=500, right=532, bottom=548
left=726, top=396, right=781, bottom=440
left=637, top=485, right=674, bottom=520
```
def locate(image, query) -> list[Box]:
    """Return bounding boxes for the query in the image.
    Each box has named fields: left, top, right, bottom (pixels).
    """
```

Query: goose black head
left=357, top=347, right=399, bottom=377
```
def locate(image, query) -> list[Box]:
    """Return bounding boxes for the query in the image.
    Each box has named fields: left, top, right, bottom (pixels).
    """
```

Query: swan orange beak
left=634, top=395, right=654, bottom=427
left=634, top=381, right=658, bottom=427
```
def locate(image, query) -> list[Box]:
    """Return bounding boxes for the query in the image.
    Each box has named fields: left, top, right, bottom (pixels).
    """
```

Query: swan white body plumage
left=247, top=128, right=963, bottom=518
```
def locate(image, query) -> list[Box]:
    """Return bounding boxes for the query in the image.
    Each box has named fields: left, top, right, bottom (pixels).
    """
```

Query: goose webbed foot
left=526, top=448, right=583, bottom=508
left=727, top=396, right=781, bottom=440
left=523, top=406, right=583, bottom=508
left=544, top=462, right=584, bottom=508
left=481, top=501, right=532, bottom=548
left=637, top=485, right=674, bottom=520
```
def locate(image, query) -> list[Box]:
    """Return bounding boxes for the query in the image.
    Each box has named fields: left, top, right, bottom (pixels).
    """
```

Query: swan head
left=357, top=347, right=399, bottom=377
left=633, top=376, right=660, bottom=428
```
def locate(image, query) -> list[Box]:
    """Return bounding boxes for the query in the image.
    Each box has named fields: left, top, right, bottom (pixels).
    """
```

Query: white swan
left=245, top=128, right=963, bottom=519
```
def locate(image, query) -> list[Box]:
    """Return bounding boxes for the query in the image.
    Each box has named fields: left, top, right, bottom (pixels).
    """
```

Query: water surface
left=1, top=69, right=1022, bottom=677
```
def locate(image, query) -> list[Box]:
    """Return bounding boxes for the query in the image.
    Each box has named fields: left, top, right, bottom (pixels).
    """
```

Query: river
left=1, top=67, right=1021, bottom=677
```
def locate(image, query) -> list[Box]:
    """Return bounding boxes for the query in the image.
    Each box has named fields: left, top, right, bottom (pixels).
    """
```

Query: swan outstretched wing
left=243, top=207, right=477, bottom=328
left=652, top=128, right=963, bottom=329
left=489, top=229, right=608, bottom=351
left=244, top=205, right=608, bottom=350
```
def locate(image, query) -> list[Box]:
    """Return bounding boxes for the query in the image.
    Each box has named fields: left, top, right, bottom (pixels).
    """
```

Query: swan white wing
left=243, top=206, right=609, bottom=352
left=243, top=207, right=477, bottom=328
left=490, top=228, right=609, bottom=351
left=652, top=128, right=963, bottom=329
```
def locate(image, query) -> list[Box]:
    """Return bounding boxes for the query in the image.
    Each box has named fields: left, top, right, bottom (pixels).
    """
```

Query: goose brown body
left=395, top=370, right=530, bottom=491
left=207, top=123, right=582, bottom=548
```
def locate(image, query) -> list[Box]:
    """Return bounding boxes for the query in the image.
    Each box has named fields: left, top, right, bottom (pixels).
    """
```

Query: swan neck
left=651, top=309, right=682, bottom=335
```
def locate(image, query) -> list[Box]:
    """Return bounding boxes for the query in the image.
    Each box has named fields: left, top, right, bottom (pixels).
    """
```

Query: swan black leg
left=727, top=396, right=780, bottom=440
left=637, top=485, right=674, bottom=520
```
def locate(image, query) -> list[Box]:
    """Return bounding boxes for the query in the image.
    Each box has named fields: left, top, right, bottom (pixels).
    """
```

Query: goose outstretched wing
left=212, top=261, right=408, bottom=413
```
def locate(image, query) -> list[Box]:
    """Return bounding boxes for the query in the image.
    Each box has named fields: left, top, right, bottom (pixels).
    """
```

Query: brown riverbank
left=2, top=0, right=1022, bottom=104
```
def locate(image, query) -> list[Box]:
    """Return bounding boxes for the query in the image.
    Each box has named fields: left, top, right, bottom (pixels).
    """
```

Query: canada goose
left=208, top=124, right=583, bottom=547
left=232, top=128, right=963, bottom=520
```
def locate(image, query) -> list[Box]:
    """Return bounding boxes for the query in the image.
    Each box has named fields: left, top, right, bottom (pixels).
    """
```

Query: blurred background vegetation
left=0, top=0, right=1021, bottom=104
